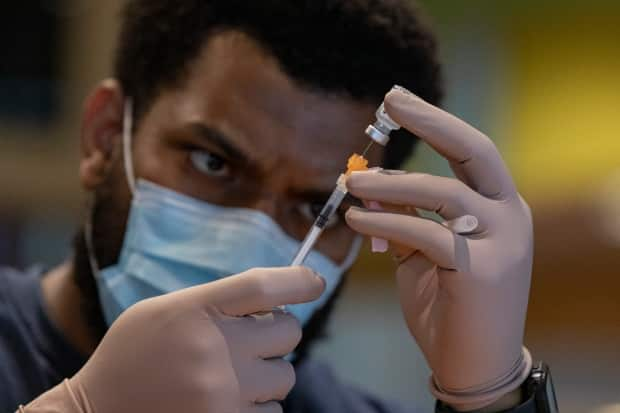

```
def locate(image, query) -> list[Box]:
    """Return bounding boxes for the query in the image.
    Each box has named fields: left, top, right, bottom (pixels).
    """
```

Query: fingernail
left=350, top=169, right=380, bottom=177
left=378, top=169, right=407, bottom=175
left=366, top=201, right=383, bottom=211
left=306, top=268, right=325, bottom=287
left=392, top=85, right=414, bottom=96
left=371, top=237, right=389, bottom=253
left=306, top=267, right=319, bottom=276
left=443, top=215, right=480, bottom=235
left=348, top=206, right=367, bottom=214
left=386, top=86, right=422, bottom=107
left=347, top=170, right=379, bottom=189
left=346, top=206, right=367, bottom=221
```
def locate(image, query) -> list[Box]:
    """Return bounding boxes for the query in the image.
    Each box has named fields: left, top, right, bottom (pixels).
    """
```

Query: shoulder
left=0, top=265, right=43, bottom=292
left=288, top=358, right=419, bottom=413
left=0, top=265, right=43, bottom=319
left=0, top=265, right=40, bottom=314
left=0, top=265, right=87, bottom=409
left=0, top=266, right=45, bottom=347
left=0, top=266, right=47, bottom=410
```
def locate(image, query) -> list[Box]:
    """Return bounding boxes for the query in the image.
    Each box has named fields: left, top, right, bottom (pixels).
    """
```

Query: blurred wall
left=1, top=0, right=123, bottom=265
left=1, top=1, right=123, bottom=211
left=1, top=1, right=619, bottom=412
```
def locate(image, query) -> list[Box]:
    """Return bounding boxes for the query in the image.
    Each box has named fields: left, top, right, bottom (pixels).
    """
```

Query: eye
left=297, top=202, right=340, bottom=230
left=190, top=150, right=231, bottom=178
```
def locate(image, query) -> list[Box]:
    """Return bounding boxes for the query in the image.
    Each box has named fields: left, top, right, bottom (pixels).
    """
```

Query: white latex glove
left=346, top=87, right=533, bottom=411
left=19, top=267, right=325, bottom=413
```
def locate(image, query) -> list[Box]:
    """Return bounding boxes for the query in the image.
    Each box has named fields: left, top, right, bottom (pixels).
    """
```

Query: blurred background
left=1, top=1, right=618, bottom=412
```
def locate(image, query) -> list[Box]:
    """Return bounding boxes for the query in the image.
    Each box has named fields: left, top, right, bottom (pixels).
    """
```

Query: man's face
left=100, top=31, right=381, bottom=263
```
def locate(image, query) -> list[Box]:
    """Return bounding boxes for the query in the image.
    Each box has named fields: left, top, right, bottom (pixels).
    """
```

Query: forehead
left=154, top=31, right=381, bottom=187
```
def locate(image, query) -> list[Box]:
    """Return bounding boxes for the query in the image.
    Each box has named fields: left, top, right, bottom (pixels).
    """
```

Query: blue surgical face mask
left=86, top=99, right=361, bottom=326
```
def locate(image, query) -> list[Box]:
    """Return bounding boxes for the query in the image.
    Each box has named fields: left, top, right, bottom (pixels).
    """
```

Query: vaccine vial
left=365, top=102, right=401, bottom=146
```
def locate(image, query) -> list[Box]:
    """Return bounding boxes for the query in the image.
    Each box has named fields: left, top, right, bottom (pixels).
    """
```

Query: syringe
left=291, top=174, right=349, bottom=266
left=290, top=100, right=402, bottom=266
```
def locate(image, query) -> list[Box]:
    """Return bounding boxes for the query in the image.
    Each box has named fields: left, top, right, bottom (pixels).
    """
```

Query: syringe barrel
left=315, top=185, right=347, bottom=229
left=290, top=183, right=348, bottom=266
left=291, top=226, right=323, bottom=266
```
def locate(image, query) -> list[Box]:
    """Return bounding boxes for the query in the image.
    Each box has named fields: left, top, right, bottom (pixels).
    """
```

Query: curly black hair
left=113, top=0, right=443, bottom=169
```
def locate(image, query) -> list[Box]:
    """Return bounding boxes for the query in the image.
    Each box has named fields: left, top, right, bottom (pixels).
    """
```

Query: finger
left=384, top=87, right=517, bottom=200
left=346, top=208, right=460, bottom=269
left=390, top=240, right=417, bottom=263
left=247, top=311, right=302, bottom=359
left=246, top=402, right=283, bottom=413
left=245, top=358, right=296, bottom=403
left=347, top=170, right=486, bottom=220
left=194, top=267, right=326, bottom=316
left=363, top=200, right=413, bottom=253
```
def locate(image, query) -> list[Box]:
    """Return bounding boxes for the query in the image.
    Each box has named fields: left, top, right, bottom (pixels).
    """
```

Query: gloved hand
left=19, top=267, right=325, bottom=413
left=346, top=87, right=533, bottom=411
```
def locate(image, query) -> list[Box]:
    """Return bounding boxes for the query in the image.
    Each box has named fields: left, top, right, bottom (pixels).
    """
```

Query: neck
left=41, top=261, right=99, bottom=356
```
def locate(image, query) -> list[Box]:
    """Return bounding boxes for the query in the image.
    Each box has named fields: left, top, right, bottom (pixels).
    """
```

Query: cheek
left=132, top=133, right=182, bottom=187
left=130, top=133, right=219, bottom=204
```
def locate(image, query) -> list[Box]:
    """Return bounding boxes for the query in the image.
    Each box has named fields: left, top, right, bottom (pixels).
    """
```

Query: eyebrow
left=185, top=121, right=362, bottom=208
left=186, top=122, right=250, bottom=164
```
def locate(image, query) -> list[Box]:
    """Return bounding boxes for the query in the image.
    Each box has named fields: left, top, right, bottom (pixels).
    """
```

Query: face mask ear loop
left=84, top=193, right=102, bottom=280
left=85, top=98, right=136, bottom=280
left=123, top=98, right=136, bottom=195
left=338, top=235, right=363, bottom=272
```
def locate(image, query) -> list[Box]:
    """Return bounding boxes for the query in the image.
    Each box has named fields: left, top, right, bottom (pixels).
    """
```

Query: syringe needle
left=361, top=141, right=374, bottom=157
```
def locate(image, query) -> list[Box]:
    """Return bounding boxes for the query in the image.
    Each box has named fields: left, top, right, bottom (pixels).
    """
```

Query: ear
left=79, top=79, right=125, bottom=191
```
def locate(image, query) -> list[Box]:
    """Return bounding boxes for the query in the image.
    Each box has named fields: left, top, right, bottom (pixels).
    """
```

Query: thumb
left=183, top=267, right=326, bottom=316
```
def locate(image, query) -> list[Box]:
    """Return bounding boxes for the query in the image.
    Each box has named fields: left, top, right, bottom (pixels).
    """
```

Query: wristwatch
left=435, top=362, right=559, bottom=413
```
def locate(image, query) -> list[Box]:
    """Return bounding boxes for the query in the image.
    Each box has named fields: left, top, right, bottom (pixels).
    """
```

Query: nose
left=247, top=191, right=301, bottom=241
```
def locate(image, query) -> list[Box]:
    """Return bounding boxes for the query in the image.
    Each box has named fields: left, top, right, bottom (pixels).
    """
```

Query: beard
left=71, top=176, right=346, bottom=365
left=72, top=172, right=132, bottom=342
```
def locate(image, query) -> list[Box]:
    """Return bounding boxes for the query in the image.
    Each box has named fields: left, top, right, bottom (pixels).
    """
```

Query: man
left=1, top=1, right=553, bottom=412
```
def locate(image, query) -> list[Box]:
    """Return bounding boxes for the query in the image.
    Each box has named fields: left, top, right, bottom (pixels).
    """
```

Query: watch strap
left=435, top=390, right=536, bottom=413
